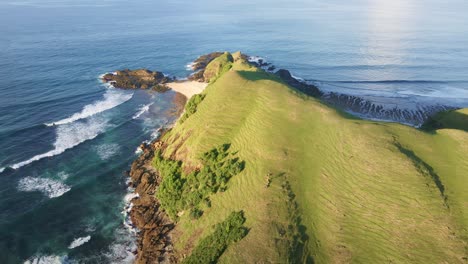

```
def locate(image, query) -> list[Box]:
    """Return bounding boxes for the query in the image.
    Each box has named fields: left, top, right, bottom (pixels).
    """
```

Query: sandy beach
left=166, top=81, right=208, bottom=99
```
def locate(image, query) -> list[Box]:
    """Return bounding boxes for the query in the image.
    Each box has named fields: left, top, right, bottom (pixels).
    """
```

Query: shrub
left=179, top=94, right=205, bottom=123
left=183, top=211, right=248, bottom=264
left=189, top=207, right=204, bottom=220
left=154, top=144, right=245, bottom=221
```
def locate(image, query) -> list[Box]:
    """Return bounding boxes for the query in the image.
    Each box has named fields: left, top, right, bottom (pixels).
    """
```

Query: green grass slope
left=155, top=53, right=468, bottom=263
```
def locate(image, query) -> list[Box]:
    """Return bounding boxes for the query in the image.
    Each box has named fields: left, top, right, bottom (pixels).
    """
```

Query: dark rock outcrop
left=187, top=52, right=224, bottom=82
left=275, top=69, right=323, bottom=97
left=190, top=52, right=224, bottom=71
left=102, top=69, right=172, bottom=91
left=129, top=135, right=176, bottom=264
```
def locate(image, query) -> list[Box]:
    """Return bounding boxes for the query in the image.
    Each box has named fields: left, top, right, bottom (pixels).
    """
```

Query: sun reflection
left=363, top=0, right=415, bottom=78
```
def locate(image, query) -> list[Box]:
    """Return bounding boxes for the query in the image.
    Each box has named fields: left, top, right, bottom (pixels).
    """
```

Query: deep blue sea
left=1, top=0, right=467, bottom=263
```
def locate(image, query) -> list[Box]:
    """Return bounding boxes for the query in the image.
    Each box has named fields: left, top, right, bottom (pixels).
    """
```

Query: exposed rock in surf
left=128, top=133, right=176, bottom=264
left=275, top=69, right=323, bottom=97
left=102, top=69, right=172, bottom=92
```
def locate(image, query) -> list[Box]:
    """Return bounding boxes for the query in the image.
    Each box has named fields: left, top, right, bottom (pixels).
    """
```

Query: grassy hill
left=154, top=53, right=468, bottom=263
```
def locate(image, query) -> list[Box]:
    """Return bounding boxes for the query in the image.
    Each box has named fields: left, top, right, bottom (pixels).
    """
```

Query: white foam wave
left=291, top=74, right=304, bottom=81
left=132, top=103, right=154, bottom=119
left=122, top=192, right=139, bottom=234
left=0, top=167, right=4, bottom=174
left=10, top=117, right=109, bottom=170
left=24, top=255, right=68, bottom=264
left=95, top=143, right=120, bottom=160
left=18, top=176, right=71, bottom=198
left=68, top=236, right=91, bottom=249
left=248, top=56, right=266, bottom=64
left=45, top=89, right=132, bottom=126
left=105, top=230, right=137, bottom=264
left=134, top=147, right=143, bottom=155
left=186, top=62, right=196, bottom=71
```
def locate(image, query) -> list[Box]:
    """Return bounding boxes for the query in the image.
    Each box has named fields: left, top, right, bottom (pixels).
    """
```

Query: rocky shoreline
left=126, top=89, right=187, bottom=264
left=127, top=133, right=176, bottom=264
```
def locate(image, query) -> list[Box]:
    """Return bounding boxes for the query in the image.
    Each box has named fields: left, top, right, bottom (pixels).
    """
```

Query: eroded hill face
left=151, top=52, right=468, bottom=263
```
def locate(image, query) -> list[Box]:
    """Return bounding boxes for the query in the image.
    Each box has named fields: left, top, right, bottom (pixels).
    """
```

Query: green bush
left=189, top=207, right=204, bottom=220
left=183, top=211, right=248, bottom=264
left=153, top=144, right=245, bottom=220
left=179, top=94, right=205, bottom=123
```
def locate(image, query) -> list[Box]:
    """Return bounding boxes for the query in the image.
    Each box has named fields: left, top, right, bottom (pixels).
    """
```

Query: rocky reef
left=102, top=69, right=173, bottom=91
left=321, top=92, right=456, bottom=126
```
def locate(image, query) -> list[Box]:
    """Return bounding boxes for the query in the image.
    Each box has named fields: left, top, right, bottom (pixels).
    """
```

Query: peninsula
left=119, top=52, right=467, bottom=263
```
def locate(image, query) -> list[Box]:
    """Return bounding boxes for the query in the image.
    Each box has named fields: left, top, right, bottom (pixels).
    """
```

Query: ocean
left=0, top=0, right=467, bottom=263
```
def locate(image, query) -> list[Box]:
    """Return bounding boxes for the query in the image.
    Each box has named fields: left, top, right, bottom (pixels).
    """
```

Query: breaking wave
left=68, top=236, right=91, bottom=249
left=7, top=116, right=109, bottom=170
left=132, top=103, right=153, bottom=119
left=45, top=89, right=132, bottom=126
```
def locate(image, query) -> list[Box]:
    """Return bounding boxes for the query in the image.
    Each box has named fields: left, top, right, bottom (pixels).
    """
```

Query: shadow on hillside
left=394, top=141, right=448, bottom=206
left=421, top=110, right=468, bottom=133
left=237, top=70, right=281, bottom=82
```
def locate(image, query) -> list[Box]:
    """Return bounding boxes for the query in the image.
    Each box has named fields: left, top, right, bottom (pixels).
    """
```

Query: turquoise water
left=1, top=0, right=468, bottom=263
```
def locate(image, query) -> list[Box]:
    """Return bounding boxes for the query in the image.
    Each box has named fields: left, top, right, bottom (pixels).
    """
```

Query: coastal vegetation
left=153, top=144, right=244, bottom=220
left=183, top=211, right=248, bottom=264
left=203, top=52, right=234, bottom=83
left=179, top=94, right=205, bottom=124
left=150, top=52, right=467, bottom=263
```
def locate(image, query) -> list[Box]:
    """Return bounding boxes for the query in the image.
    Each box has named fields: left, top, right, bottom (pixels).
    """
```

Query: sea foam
left=68, top=236, right=91, bottom=249
left=132, top=103, right=154, bottom=119
left=9, top=116, right=109, bottom=170
left=24, top=255, right=68, bottom=264
left=185, top=62, right=196, bottom=71
left=105, top=228, right=137, bottom=264
left=18, top=176, right=70, bottom=198
left=247, top=55, right=266, bottom=64
left=45, top=89, right=132, bottom=126
left=95, top=143, right=120, bottom=160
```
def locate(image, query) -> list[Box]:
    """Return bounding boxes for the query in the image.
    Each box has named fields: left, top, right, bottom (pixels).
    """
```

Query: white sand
left=166, top=81, right=207, bottom=99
